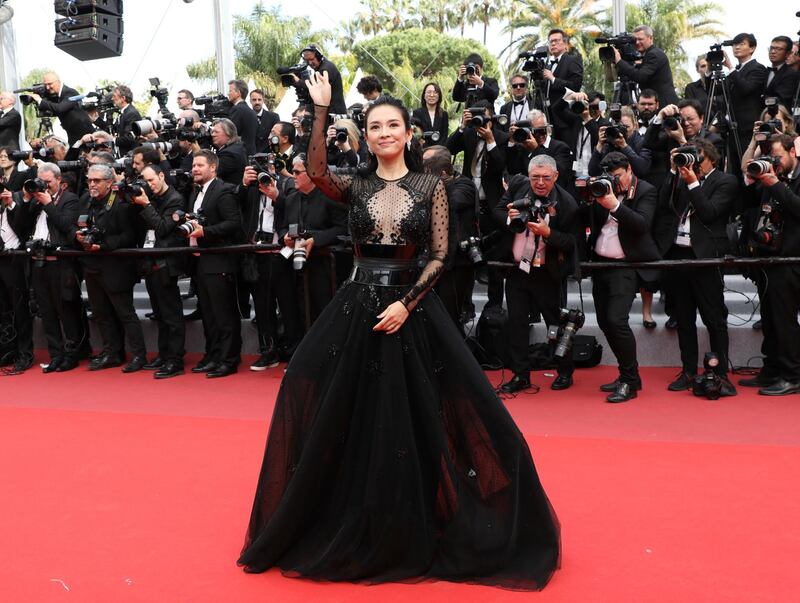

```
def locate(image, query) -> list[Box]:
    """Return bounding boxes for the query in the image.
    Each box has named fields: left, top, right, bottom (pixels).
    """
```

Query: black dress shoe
left=43, top=357, right=64, bottom=373
left=758, top=379, right=800, bottom=396
left=643, top=319, right=657, bottom=329
left=551, top=374, right=573, bottom=390
left=89, top=354, right=123, bottom=371
left=143, top=357, right=165, bottom=370
left=739, top=373, right=780, bottom=388
left=155, top=361, right=184, bottom=379
left=13, top=354, right=34, bottom=373
left=606, top=382, right=638, bottom=403
left=184, top=309, right=203, bottom=321
left=665, top=317, right=678, bottom=330
left=192, top=359, right=218, bottom=373
left=499, top=374, right=531, bottom=394
left=122, top=356, right=147, bottom=373
left=207, top=363, right=237, bottom=378
left=600, top=379, right=642, bottom=393
left=752, top=319, right=762, bottom=330
left=56, top=358, right=80, bottom=372
left=668, top=372, right=695, bottom=391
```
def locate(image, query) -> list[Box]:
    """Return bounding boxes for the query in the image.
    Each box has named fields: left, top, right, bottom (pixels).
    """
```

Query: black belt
left=349, top=256, right=419, bottom=287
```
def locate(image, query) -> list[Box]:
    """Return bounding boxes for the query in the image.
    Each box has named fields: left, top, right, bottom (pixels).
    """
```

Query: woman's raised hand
left=306, top=71, right=331, bottom=107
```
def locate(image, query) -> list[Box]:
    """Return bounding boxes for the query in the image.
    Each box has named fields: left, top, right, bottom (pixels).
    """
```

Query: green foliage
left=19, top=68, right=53, bottom=141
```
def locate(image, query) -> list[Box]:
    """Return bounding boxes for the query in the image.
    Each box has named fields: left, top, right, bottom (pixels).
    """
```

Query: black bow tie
left=550, top=58, right=559, bottom=66
left=513, top=100, right=525, bottom=106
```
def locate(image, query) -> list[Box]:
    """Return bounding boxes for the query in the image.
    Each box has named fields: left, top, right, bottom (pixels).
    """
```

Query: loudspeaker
left=54, top=0, right=123, bottom=17
left=55, top=14, right=124, bottom=35
left=55, top=26, right=123, bottom=61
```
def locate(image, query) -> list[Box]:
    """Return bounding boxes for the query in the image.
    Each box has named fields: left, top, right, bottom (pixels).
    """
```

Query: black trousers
left=145, top=267, right=185, bottom=363
left=760, top=265, right=800, bottom=382
left=84, top=270, right=146, bottom=359
left=479, top=212, right=505, bottom=308
left=31, top=260, right=84, bottom=361
left=664, top=248, right=730, bottom=376
left=0, top=254, right=33, bottom=358
left=298, top=255, right=336, bottom=331
left=592, top=266, right=640, bottom=384
left=197, top=271, right=241, bottom=366
left=505, top=267, right=573, bottom=377
left=251, top=253, right=304, bottom=355
left=434, top=264, right=474, bottom=335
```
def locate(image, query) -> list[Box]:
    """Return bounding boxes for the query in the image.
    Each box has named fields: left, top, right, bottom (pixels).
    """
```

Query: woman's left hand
left=374, top=301, right=410, bottom=335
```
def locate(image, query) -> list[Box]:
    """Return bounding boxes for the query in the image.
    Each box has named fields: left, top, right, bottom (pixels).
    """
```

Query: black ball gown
left=238, top=106, right=560, bottom=591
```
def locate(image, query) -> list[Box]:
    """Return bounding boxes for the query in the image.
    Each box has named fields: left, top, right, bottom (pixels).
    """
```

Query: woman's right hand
left=305, top=71, right=331, bottom=107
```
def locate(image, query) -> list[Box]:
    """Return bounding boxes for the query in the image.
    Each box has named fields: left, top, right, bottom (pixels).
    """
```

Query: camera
left=10, top=150, right=34, bottom=162
left=422, top=131, right=441, bottom=144
left=692, top=352, right=723, bottom=400
left=547, top=308, right=585, bottom=358
left=25, top=238, right=58, bottom=268
left=148, top=77, right=174, bottom=120
left=511, top=120, right=533, bottom=143
left=334, top=127, right=349, bottom=144
left=23, top=178, right=47, bottom=194
left=673, top=145, right=701, bottom=168
left=518, top=46, right=549, bottom=79
left=277, top=63, right=312, bottom=104
left=583, top=173, right=617, bottom=198
left=195, top=94, right=232, bottom=118
left=132, top=118, right=176, bottom=138
left=746, top=156, right=781, bottom=177
left=287, top=223, right=307, bottom=271
left=464, top=62, right=478, bottom=77
left=172, top=209, right=206, bottom=237
left=764, top=97, right=779, bottom=118
left=113, top=155, right=133, bottom=174
left=706, top=41, right=733, bottom=72
left=754, top=120, right=783, bottom=143
left=249, top=153, right=276, bottom=187
left=113, top=179, right=147, bottom=198
left=571, top=100, right=587, bottom=114
left=663, top=115, right=684, bottom=131
left=77, top=225, right=104, bottom=246
left=748, top=197, right=783, bottom=255
left=595, top=33, right=641, bottom=63
left=458, top=236, right=484, bottom=265
left=603, top=124, right=625, bottom=140
left=467, top=106, right=508, bottom=128
left=169, top=169, right=193, bottom=190
left=56, top=159, right=86, bottom=172
left=140, top=140, right=175, bottom=154
left=508, top=197, right=552, bottom=234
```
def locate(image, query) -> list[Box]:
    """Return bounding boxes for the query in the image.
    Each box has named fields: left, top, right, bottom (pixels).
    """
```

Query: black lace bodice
left=306, top=104, right=449, bottom=308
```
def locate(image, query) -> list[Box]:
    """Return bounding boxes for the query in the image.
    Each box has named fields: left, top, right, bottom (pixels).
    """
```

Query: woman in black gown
left=238, top=72, right=560, bottom=590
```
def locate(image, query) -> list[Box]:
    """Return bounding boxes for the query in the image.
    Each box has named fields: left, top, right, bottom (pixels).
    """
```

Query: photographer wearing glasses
left=494, top=155, right=579, bottom=394
left=656, top=139, right=738, bottom=396
left=27, top=72, right=94, bottom=146
left=507, top=110, right=574, bottom=190
left=588, top=107, right=652, bottom=180
left=765, top=36, right=800, bottom=110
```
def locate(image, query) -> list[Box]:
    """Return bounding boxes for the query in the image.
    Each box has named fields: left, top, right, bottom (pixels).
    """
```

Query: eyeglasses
left=530, top=175, right=554, bottom=182
left=768, top=46, right=788, bottom=52
left=292, top=169, right=306, bottom=175
left=511, top=83, right=527, bottom=89
left=86, top=178, right=111, bottom=183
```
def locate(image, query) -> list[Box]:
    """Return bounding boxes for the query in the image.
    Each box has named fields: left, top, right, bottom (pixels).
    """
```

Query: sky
left=2, top=0, right=791, bottom=100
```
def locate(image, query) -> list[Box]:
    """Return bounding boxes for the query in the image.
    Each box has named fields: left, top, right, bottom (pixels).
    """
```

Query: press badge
left=675, top=213, right=691, bottom=247
left=144, top=230, right=156, bottom=249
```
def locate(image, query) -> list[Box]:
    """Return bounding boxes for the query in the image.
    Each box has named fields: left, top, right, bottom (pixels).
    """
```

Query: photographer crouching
left=130, top=165, right=188, bottom=379
left=739, top=134, right=800, bottom=395
left=655, top=139, right=737, bottom=396
left=23, top=163, right=85, bottom=372
left=494, top=155, right=579, bottom=394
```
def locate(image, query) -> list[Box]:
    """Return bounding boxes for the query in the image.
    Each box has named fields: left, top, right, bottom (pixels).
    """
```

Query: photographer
left=542, top=29, right=584, bottom=145
left=413, top=83, right=450, bottom=147
left=326, top=119, right=363, bottom=168
left=588, top=107, right=652, bottom=179
left=507, top=110, right=574, bottom=189
left=0, top=146, right=34, bottom=191
left=277, top=154, right=347, bottom=330
left=0, top=184, right=34, bottom=372
left=740, top=105, right=798, bottom=173
left=494, top=155, right=579, bottom=394
left=301, top=45, right=347, bottom=114
left=451, top=53, right=499, bottom=105
left=211, top=118, right=248, bottom=185
left=423, top=145, right=479, bottom=333
left=187, top=150, right=245, bottom=378
left=0, top=91, right=21, bottom=150
left=356, top=75, right=382, bottom=102
left=684, top=55, right=710, bottom=109
left=291, top=106, right=313, bottom=155
left=613, top=26, right=679, bottom=106
left=176, top=89, right=194, bottom=111
left=228, top=80, right=259, bottom=155
left=269, top=121, right=297, bottom=181
left=550, top=91, right=609, bottom=175
left=76, top=163, right=147, bottom=373
left=250, top=89, right=279, bottom=154
left=112, top=85, right=142, bottom=156
left=765, top=36, right=800, bottom=110
left=499, top=74, right=532, bottom=130
left=583, top=152, right=661, bottom=403
left=239, top=163, right=301, bottom=367
left=29, top=72, right=94, bottom=146
left=738, top=134, right=800, bottom=395
left=130, top=165, right=188, bottom=379
left=23, top=163, right=84, bottom=373
left=656, top=139, right=737, bottom=396
left=446, top=100, right=507, bottom=308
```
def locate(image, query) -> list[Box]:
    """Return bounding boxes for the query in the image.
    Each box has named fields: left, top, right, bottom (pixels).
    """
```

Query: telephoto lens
left=588, top=178, right=613, bottom=197
left=292, top=239, right=307, bottom=270
left=746, top=159, right=775, bottom=177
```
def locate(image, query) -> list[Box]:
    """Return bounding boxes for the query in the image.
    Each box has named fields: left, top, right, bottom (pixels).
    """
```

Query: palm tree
left=353, top=0, right=391, bottom=36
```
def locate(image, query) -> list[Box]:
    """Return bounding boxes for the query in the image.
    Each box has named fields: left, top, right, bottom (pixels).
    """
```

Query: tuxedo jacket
left=38, top=85, right=94, bottom=145
left=238, top=179, right=290, bottom=241
left=0, top=108, right=22, bottom=149
left=452, top=76, right=500, bottom=104
left=684, top=79, right=709, bottom=109
left=188, top=179, right=245, bottom=274
left=229, top=102, right=260, bottom=155
left=254, top=110, right=279, bottom=154
left=137, top=187, right=189, bottom=277
left=492, top=177, right=580, bottom=279
left=411, top=107, right=449, bottom=144
left=654, top=168, right=737, bottom=258
left=445, top=127, right=507, bottom=210
left=1, top=194, right=32, bottom=246
left=724, top=60, right=769, bottom=135
left=616, top=45, right=679, bottom=106
left=498, top=97, right=532, bottom=133
left=548, top=99, right=610, bottom=153
left=215, top=142, right=248, bottom=186
left=583, top=177, right=661, bottom=281
left=115, top=104, right=142, bottom=156
left=506, top=137, right=574, bottom=190
left=276, top=186, right=347, bottom=249
left=739, top=173, right=800, bottom=257
left=764, top=64, right=799, bottom=110
left=25, top=190, right=80, bottom=247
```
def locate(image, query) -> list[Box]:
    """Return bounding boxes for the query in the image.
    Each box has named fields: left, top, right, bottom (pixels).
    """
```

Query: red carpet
left=1, top=355, right=798, bottom=602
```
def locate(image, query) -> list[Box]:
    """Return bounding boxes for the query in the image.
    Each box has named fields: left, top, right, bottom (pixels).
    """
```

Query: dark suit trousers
left=762, top=265, right=800, bottom=382
left=252, top=254, right=303, bottom=354
left=505, top=267, right=573, bottom=377
left=84, top=270, right=146, bottom=359
left=479, top=210, right=504, bottom=307
left=299, top=255, right=336, bottom=330
left=145, top=267, right=185, bottom=363
left=434, top=264, right=474, bottom=335
left=592, top=266, right=639, bottom=383
left=197, top=271, right=241, bottom=365
left=0, top=255, right=33, bottom=357
left=31, top=260, right=84, bottom=360
left=664, top=247, right=729, bottom=375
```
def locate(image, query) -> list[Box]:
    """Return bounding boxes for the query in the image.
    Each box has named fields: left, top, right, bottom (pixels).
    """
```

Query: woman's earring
left=406, top=140, right=411, bottom=151
left=367, top=147, right=374, bottom=155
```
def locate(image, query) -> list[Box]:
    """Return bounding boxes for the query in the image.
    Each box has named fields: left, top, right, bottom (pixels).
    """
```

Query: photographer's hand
left=613, top=47, right=622, bottom=63
left=678, top=165, right=698, bottom=185
left=597, top=192, right=619, bottom=211
left=33, top=191, right=52, bottom=206
left=302, top=237, right=314, bottom=259
left=131, top=192, right=150, bottom=207
left=259, top=179, right=278, bottom=199
left=326, top=125, right=337, bottom=145
left=305, top=71, right=331, bottom=107
left=242, top=165, right=257, bottom=187
left=542, top=69, right=555, bottom=82
left=460, top=110, right=472, bottom=130
left=522, top=134, right=538, bottom=152
left=0, top=189, right=13, bottom=207
left=755, top=163, right=780, bottom=186
left=188, top=223, right=204, bottom=239
left=458, top=64, right=467, bottom=78
left=506, top=203, right=520, bottom=220
left=527, top=217, right=551, bottom=238
left=477, top=125, right=495, bottom=144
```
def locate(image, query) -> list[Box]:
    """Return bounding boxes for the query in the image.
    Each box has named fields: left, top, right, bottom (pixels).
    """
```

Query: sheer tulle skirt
left=238, top=281, right=560, bottom=590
